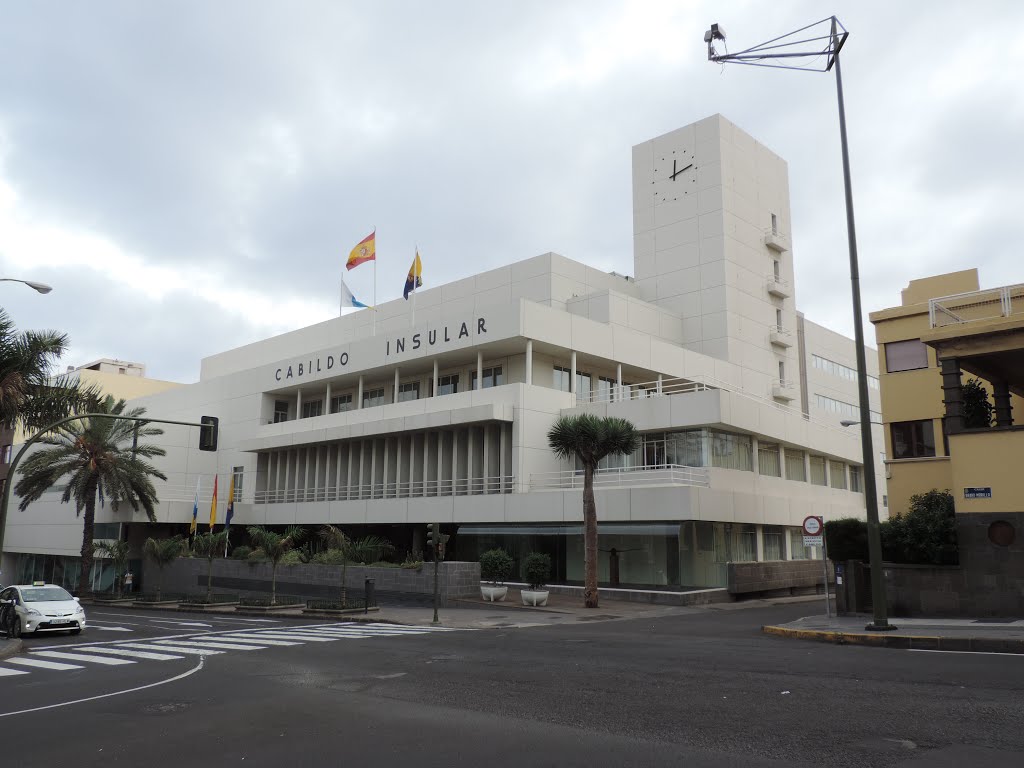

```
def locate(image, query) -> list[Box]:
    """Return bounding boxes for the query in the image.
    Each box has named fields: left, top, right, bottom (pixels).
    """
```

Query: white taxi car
left=0, top=582, right=86, bottom=637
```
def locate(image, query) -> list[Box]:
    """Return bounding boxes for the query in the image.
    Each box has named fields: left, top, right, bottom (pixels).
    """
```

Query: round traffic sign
left=802, top=516, right=823, bottom=536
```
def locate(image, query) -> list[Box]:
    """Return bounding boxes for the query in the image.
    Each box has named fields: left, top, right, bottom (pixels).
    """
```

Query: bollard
left=364, top=578, right=375, bottom=614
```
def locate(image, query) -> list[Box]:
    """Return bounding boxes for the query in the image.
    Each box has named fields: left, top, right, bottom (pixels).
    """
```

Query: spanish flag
left=209, top=474, right=218, bottom=531
left=403, top=250, right=423, bottom=300
left=347, top=231, right=376, bottom=270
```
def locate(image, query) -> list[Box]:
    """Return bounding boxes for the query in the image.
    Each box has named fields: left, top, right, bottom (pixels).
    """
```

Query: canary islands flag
left=347, top=231, right=375, bottom=270
left=340, top=278, right=369, bottom=309
left=403, top=250, right=423, bottom=300
left=189, top=478, right=200, bottom=535
left=209, top=474, right=218, bottom=531
left=225, top=474, right=235, bottom=530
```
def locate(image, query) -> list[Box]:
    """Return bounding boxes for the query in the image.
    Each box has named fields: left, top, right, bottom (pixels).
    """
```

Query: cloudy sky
left=1, top=1, right=1022, bottom=382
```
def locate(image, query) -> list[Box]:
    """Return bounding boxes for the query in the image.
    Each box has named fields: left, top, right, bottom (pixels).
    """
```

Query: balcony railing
left=929, top=284, right=1024, bottom=329
left=530, top=464, right=710, bottom=491
left=254, top=475, right=516, bottom=504
left=768, top=326, right=793, bottom=348
left=763, top=229, right=791, bottom=253
left=581, top=377, right=711, bottom=406
left=766, top=275, right=791, bottom=298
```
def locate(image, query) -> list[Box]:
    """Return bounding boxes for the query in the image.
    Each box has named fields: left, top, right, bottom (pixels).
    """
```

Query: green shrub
left=311, top=548, right=348, bottom=565
left=887, top=489, right=958, bottom=565
left=247, top=549, right=268, bottom=563
left=279, top=549, right=306, bottom=565
left=480, top=548, right=514, bottom=583
left=962, top=378, right=994, bottom=429
left=522, top=552, right=551, bottom=590
left=231, top=545, right=252, bottom=560
left=824, top=518, right=868, bottom=562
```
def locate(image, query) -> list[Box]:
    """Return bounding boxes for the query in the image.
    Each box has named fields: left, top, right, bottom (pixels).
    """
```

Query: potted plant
left=521, top=552, right=551, bottom=607
left=479, top=548, right=513, bottom=601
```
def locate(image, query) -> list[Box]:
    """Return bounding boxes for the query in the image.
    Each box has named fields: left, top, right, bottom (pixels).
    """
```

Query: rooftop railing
left=929, top=284, right=1024, bottom=329
left=530, top=464, right=710, bottom=491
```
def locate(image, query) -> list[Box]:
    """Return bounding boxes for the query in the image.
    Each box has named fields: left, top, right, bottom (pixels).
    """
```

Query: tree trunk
left=77, top=488, right=97, bottom=596
left=271, top=563, right=278, bottom=606
left=583, top=462, right=599, bottom=609
left=340, top=558, right=348, bottom=608
left=156, top=567, right=163, bottom=602
left=207, top=554, right=214, bottom=602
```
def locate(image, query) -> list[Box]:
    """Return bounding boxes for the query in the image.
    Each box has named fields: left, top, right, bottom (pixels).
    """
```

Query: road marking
left=153, top=640, right=266, bottom=651
left=311, top=626, right=426, bottom=635
left=119, top=643, right=224, bottom=656
left=215, top=636, right=301, bottom=646
left=0, top=668, right=29, bottom=677
left=0, top=658, right=204, bottom=719
left=82, top=647, right=185, bottom=661
left=90, top=626, right=133, bottom=632
left=7, top=658, right=84, bottom=671
left=243, top=632, right=342, bottom=642
left=908, top=649, right=1024, bottom=657
left=31, top=651, right=135, bottom=666
left=149, top=620, right=213, bottom=628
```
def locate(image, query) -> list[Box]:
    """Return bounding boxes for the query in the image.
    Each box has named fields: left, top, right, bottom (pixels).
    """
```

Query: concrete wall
left=142, top=558, right=482, bottom=607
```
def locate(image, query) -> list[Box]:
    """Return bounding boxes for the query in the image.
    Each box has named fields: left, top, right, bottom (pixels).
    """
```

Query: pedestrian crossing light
left=199, top=416, right=219, bottom=452
left=426, top=522, right=440, bottom=552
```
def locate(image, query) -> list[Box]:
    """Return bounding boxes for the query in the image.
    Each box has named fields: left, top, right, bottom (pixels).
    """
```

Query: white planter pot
left=480, top=585, right=508, bottom=602
left=521, top=589, right=549, bottom=607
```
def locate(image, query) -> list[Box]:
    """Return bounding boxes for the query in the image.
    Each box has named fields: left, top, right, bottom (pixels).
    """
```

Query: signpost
left=964, top=487, right=992, bottom=499
left=803, top=515, right=830, bottom=618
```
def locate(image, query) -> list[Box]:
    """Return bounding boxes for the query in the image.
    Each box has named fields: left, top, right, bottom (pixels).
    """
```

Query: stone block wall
left=142, top=558, right=481, bottom=606
left=727, top=559, right=831, bottom=596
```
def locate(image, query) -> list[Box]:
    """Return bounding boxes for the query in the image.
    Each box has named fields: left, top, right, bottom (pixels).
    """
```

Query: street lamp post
left=705, top=17, right=894, bottom=631
left=0, top=278, right=53, bottom=294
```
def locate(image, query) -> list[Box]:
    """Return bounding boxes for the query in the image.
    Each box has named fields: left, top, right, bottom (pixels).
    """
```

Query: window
left=668, top=431, right=704, bottom=467
left=362, top=387, right=385, bottom=407
left=763, top=526, right=784, bottom=560
left=815, top=393, right=881, bottom=423
left=118, top=367, right=126, bottom=375
left=576, top=372, right=592, bottom=402
left=809, top=455, right=827, bottom=486
left=883, top=494, right=888, bottom=508
left=301, top=399, right=324, bottom=419
left=773, top=260, right=780, bottom=280
left=273, top=400, right=289, bottom=423
left=890, top=420, right=936, bottom=459
left=811, top=354, right=879, bottom=389
left=790, top=529, right=809, bottom=559
left=736, top=525, right=757, bottom=562
left=829, top=460, right=847, bottom=490
left=849, top=465, right=862, bottom=493
left=709, top=431, right=753, bottom=471
left=785, top=450, right=806, bottom=482
left=778, top=361, right=786, bottom=382
left=471, top=366, right=504, bottom=390
left=397, top=382, right=420, bottom=402
left=771, top=212, right=778, bottom=234
left=596, top=376, right=615, bottom=402
left=758, top=443, right=782, bottom=477
left=92, top=523, right=120, bottom=540
left=885, top=339, right=929, bottom=373
left=232, top=466, right=244, bottom=501
left=553, top=365, right=571, bottom=392
left=0, top=444, right=10, bottom=464
left=436, top=374, right=459, bottom=396
left=775, top=309, right=783, bottom=332
left=331, top=393, right=353, bottom=413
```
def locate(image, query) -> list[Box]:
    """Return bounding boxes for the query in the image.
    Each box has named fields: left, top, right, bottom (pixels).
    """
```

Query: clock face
left=652, top=148, right=696, bottom=204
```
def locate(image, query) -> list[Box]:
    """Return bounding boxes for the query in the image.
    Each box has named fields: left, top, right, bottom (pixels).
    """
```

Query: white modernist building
left=3, top=115, right=884, bottom=592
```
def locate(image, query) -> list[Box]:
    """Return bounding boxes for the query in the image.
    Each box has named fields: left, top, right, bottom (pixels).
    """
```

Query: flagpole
left=373, top=251, right=377, bottom=337
left=411, top=243, right=417, bottom=327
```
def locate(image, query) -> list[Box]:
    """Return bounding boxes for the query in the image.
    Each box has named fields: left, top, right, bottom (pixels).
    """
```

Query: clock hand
left=669, top=163, right=694, bottom=180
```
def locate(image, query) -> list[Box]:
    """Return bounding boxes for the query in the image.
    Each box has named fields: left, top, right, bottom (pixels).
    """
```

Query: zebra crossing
left=0, top=622, right=459, bottom=679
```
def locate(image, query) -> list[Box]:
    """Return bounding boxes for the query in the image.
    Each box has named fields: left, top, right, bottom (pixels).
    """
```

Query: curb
left=0, top=639, right=24, bottom=661
left=762, top=625, right=1024, bottom=654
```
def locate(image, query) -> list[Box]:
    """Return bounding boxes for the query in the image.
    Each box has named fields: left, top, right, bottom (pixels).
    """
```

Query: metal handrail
left=530, top=464, right=710, bottom=490
left=254, top=474, right=516, bottom=504
left=929, top=284, right=1024, bottom=328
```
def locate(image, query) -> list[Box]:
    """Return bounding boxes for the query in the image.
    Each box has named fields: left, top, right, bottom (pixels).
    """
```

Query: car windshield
left=21, top=587, right=73, bottom=602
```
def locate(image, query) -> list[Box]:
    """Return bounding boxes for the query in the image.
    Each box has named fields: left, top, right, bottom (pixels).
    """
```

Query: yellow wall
left=76, top=370, right=182, bottom=401
left=900, top=269, right=978, bottom=305
left=948, top=430, right=1024, bottom=514
left=885, top=457, right=953, bottom=516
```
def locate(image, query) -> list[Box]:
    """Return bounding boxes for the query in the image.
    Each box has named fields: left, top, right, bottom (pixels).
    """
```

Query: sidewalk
left=763, top=613, right=1024, bottom=654
left=0, top=638, right=23, bottom=660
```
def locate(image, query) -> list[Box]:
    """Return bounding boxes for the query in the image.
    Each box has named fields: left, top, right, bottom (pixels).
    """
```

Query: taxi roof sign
left=32, top=580, right=45, bottom=586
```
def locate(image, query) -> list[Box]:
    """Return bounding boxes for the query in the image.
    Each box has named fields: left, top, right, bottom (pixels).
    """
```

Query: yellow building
left=870, top=271, right=1024, bottom=615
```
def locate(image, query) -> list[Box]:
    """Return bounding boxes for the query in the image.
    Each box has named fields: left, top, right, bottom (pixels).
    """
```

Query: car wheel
left=12, top=618, right=22, bottom=639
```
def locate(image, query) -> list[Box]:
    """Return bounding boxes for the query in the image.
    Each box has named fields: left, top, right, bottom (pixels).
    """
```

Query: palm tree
left=547, top=414, right=639, bottom=608
left=94, top=539, right=131, bottom=597
left=143, top=536, right=184, bottom=601
left=319, top=524, right=353, bottom=607
left=247, top=525, right=305, bottom=605
left=192, top=531, right=230, bottom=602
left=349, top=535, right=395, bottom=565
left=15, top=396, right=167, bottom=595
left=0, top=308, right=101, bottom=432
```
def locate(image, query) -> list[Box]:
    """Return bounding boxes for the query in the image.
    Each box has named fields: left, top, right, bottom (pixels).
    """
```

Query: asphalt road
left=3, top=603, right=1023, bottom=767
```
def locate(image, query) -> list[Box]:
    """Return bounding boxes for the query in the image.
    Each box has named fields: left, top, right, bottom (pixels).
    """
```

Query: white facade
left=3, top=115, right=885, bottom=590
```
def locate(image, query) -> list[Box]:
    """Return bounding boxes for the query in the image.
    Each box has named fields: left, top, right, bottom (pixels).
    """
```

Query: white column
left=476, top=351, right=483, bottom=390
left=433, top=359, right=439, bottom=397
left=325, top=381, right=332, bottom=414
left=334, top=444, right=343, bottom=501
left=483, top=424, right=491, bottom=493
left=370, top=439, right=378, bottom=499
left=755, top=524, right=765, bottom=562
left=804, top=452, right=811, bottom=484
left=394, top=368, right=400, bottom=403
left=395, top=436, right=403, bottom=498
left=467, top=427, right=475, bottom=495
left=452, top=429, right=460, bottom=495
left=436, top=431, right=444, bottom=496
left=357, top=376, right=364, bottom=409
left=657, top=374, right=663, bottom=395
left=296, top=388, right=303, bottom=419
left=346, top=444, right=354, bottom=500
left=499, top=422, right=508, bottom=493
left=752, top=437, right=760, bottom=476
left=616, top=363, right=623, bottom=402
left=422, top=433, right=430, bottom=497
left=784, top=526, right=794, bottom=560
left=570, top=351, right=577, bottom=395
left=525, top=339, right=533, bottom=386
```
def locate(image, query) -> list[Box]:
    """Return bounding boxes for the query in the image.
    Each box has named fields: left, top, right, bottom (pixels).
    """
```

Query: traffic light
left=426, top=522, right=440, bottom=551
left=199, top=416, right=219, bottom=452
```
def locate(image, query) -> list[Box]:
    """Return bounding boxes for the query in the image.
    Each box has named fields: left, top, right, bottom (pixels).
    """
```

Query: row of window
left=276, top=368, right=507, bottom=421
left=590, top=430, right=862, bottom=491
left=813, top=393, right=881, bottom=423
left=811, top=354, right=880, bottom=389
